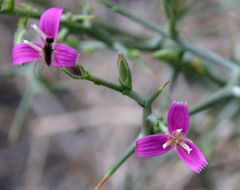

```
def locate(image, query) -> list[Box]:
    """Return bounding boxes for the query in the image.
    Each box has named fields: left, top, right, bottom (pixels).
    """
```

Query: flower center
left=23, top=24, right=54, bottom=57
left=162, top=129, right=192, bottom=154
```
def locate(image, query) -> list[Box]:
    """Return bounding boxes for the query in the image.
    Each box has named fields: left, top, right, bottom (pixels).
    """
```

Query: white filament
left=178, top=141, right=192, bottom=154
left=23, top=40, right=42, bottom=52
left=31, top=24, right=47, bottom=40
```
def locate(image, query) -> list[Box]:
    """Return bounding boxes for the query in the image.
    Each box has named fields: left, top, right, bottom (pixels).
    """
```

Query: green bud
left=117, top=52, right=132, bottom=90
left=63, top=64, right=86, bottom=79
left=153, top=48, right=181, bottom=62
left=188, top=57, right=207, bottom=75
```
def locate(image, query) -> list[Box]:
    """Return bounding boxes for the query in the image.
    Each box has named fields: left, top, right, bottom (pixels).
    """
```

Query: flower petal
left=51, top=43, right=79, bottom=67
left=167, top=101, right=190, bottom=136
left=12, top=42, right=42, bottom=65
left=176, top=139, right=208, bottom=173
left=136, top=134, right=171, bottom=157
left=39, top=7, right=63, bottom=41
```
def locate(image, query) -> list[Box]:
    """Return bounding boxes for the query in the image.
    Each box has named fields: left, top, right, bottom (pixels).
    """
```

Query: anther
left=23, top=40, right=42, bottom=52
left=178, top=141, right=192, bottom=154
left=31, top=24, right=47, bottom=40
left=176, top=129, right=183, bottom=133
left=163, top=139, right=172, bottom=149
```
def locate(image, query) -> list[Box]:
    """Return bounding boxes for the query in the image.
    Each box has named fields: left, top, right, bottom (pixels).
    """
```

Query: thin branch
left=98, top=0, right=239, bottom=72
left=95, top=133, right=142, bottom=190
left=63, top=68, right=146, bottom=107
left=8, top=85, right=34, bottom=142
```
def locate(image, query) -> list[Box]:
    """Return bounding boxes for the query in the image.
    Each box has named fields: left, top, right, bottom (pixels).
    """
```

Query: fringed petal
left=176, top=139, right=208, bottom=173
left=167, top=101, right=190, bottom=136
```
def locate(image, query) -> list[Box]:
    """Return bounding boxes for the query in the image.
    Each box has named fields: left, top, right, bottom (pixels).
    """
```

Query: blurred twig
left=97, top=0, right=239, bottom=72
left=8, top=84, right=34, bottom=142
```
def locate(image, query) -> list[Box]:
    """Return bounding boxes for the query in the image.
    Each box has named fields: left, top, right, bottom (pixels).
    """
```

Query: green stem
left=0, top=8, right=114, bottom=46
left=8, top=85, right=34, bottom=142
left=146, top=82, right=169, bottom=107
left=0, top=8, right=157, bottom=51
left=2, top=3, right=239, bottom=71
left=0, top=0, right=4, bottom=9
left=97, top=0, right=167, bottom=37
left=5, top=0, right=14, bottom=10
left=95, top=133, right=142, bottom=190
left=63, top=68, right=146, bottom=107
left=176, top=38, right=238, bottom=71
left=104, top=136, right=139, bottom=177
left=0, top=8, right=41, bottom=18
left=98, top=0, right=238, bottom=71
left=142, top=82, right=169, bottom=135
left=189, top=87, right=234, bottom=115
left=86, top=73, right=146, bottom=107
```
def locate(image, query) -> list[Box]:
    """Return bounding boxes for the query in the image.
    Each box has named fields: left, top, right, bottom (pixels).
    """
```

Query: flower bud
left=188, top=57, right=207, bottom=75
left=70, top=65, right=82, bottom=76
left=153, top=48, right=181, bottom=62
left=117, top=52, right=132, bottom=90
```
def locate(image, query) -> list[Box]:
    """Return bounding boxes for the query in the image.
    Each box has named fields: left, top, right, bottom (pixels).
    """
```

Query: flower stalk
left=95, top=134, right=142, bottom=190
left=8, top=85, right=34, bottom=142
left=64, top=67, right=146, bottom=107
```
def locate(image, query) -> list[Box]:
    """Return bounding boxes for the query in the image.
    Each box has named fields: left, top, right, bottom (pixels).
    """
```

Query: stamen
left=176, top=129, right=183, bottom=133
left=31, top=24, right=47, bottom=40
left=23, top=40, right=42, bottom=52
left=163, top=139, right=172, bottom=149
left=178, top=141, right=192, bottom=154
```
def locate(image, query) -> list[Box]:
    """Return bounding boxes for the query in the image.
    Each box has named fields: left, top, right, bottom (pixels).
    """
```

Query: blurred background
left=1, top=0, right=240, bottom=190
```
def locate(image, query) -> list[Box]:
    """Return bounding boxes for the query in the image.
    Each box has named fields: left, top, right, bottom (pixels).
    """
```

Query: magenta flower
left=136, top=101, right=208, bottom=173
left=12, top=7, right=78, bottom=67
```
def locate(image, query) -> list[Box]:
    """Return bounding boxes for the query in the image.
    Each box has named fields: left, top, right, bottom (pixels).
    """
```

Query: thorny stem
left=189, top=87, right=235, bottom=115
left=142, top=81, right=169, bottom=135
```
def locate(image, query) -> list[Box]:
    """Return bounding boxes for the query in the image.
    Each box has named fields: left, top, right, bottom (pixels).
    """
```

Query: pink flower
left=136, top=101, right=208, bottom=173
left=12, top=7, right=78, bottom=67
